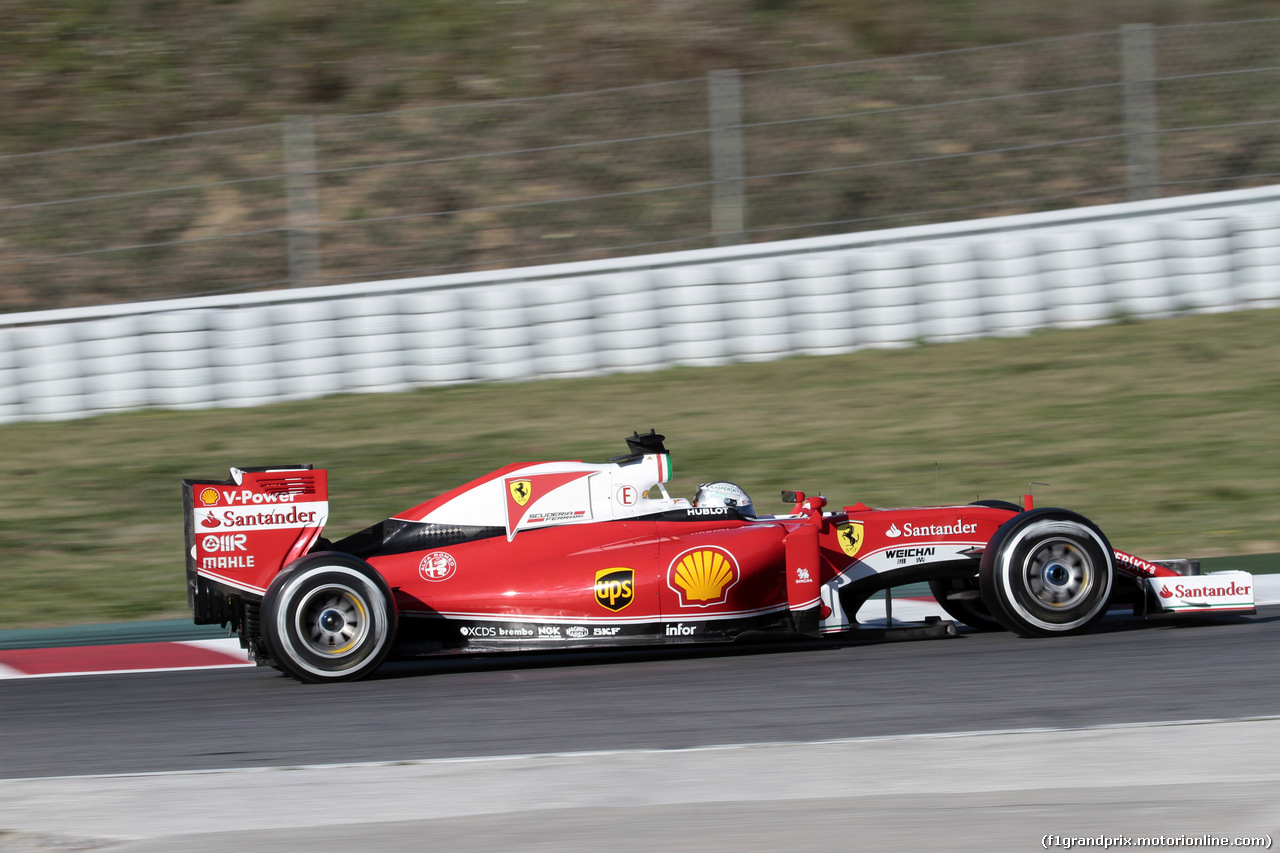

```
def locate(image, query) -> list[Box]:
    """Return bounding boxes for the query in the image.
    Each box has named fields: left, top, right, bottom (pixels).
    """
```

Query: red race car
left=183, top=431, right=1256, bottom=682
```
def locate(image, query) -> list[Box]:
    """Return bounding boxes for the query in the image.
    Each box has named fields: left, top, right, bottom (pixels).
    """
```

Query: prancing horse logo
left=836, top=521, right=864, bottom=558
left=509, top=479, right=532, bottom=506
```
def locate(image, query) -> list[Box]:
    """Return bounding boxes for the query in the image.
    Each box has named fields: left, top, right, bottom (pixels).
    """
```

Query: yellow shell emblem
left=836, top=521, right=864, bottom=558
left=669, top=547, right=739, bottom=607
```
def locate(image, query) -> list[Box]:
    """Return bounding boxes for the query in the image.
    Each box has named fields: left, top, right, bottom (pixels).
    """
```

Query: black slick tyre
left=978, top=509, right=1114, bottom=638
left=261, top=553, right=398, bottom=683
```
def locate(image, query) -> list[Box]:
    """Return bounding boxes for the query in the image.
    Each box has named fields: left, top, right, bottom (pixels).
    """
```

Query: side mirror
left=781, top=490, right=808, bottom=514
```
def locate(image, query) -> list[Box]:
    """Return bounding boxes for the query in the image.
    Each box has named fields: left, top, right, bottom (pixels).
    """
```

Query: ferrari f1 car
left=183, top=431, right=1256, bottom=682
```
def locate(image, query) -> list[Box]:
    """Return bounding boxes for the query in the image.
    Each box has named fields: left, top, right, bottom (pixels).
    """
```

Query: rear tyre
left=261, top=553, right=398, bottom=683
left=928, top=576, right=1004, bottom=631
left=979, top=509, right=1114, bottom=638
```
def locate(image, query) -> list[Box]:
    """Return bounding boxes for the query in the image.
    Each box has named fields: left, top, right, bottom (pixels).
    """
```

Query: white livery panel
left=1146, top=571, right=1255, bottom=613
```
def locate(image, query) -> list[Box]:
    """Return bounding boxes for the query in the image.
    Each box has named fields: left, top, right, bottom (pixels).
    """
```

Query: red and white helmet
left=693, top=481, right=754, bottom=517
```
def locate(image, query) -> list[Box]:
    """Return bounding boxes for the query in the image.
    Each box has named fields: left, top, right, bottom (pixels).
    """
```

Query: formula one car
left=183, top=431, right=1256, bottom=682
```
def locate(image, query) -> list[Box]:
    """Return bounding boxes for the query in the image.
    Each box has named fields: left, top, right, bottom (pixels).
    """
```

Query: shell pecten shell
left=671, top=548, right=739, bottom=605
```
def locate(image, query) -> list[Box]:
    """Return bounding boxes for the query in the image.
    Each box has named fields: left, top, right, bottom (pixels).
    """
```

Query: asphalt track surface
left=4, top=606, right=1279, bottom=781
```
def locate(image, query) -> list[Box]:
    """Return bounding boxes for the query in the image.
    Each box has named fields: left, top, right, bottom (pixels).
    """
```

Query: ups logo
left=594, top=568, right=635, bottom=612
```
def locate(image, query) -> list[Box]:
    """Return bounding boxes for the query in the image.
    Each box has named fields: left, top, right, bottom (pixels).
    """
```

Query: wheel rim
left=294, top=583, right=368, bottom=657
left=1022, top=538, right=1092, bottom=609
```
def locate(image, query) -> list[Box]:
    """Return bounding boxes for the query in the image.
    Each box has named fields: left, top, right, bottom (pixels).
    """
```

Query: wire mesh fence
left=738, top=30, right=1130, bottom=240
left=3, top=19, right=1280, bottom=314
left=1152, top=19, right=1280, bottom=194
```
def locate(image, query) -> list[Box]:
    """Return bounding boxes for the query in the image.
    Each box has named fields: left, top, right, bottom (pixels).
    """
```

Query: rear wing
left=182, top=466, right=329, bottom=623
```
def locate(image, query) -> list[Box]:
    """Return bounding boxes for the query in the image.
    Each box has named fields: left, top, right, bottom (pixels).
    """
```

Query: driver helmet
left=694, top=481, right=754, bottom=517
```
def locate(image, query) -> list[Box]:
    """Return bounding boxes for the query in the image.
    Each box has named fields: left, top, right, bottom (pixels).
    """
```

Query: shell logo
left=199, top=488, right=220, bottom=507
left=668, top=547, right=740, bottom=608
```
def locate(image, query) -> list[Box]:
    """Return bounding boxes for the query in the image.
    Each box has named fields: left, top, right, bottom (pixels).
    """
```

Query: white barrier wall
left=2, top=185, right=1279, bottom=424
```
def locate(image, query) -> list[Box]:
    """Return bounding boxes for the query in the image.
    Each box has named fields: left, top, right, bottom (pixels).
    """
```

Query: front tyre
left=261, top=553, right=398, bottom=683
left=979, top=510, right=1114, bottom=638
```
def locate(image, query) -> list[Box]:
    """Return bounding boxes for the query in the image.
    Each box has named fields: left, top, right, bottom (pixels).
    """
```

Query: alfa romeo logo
left=419, top=551, right=457, bottom=582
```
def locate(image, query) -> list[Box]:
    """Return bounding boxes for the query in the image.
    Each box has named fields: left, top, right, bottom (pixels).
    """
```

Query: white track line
left=178, top=638, right=252, bottom=659
left=32, top=712, right=1280, bottom=781
left=5, top=716, right=1280, bottom=840
left=1252, top=571, right=1280, bottom=604
left=0, top=663, right=256, bottom=680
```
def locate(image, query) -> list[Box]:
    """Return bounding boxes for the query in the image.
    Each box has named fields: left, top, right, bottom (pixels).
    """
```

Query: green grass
left=1, top=307, right=1278, bottom=628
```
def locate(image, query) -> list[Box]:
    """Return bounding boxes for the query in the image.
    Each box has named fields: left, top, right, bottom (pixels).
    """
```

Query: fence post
left=284, top=117, right=321, bottom=288
left=1122, top=24, right=1159, bottom=202
left=709, top=69, right=746, bottom=247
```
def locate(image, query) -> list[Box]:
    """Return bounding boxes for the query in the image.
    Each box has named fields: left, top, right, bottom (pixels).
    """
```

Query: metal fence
left=3, top=19, right=1280, bottom=314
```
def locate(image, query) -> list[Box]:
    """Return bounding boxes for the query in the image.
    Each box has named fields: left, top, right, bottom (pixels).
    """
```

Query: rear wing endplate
left=182, top=465, right=329, bottom=620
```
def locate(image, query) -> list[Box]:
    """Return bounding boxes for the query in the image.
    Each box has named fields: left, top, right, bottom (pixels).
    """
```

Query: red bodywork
left=183, top=447, right=1250, bottom=658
